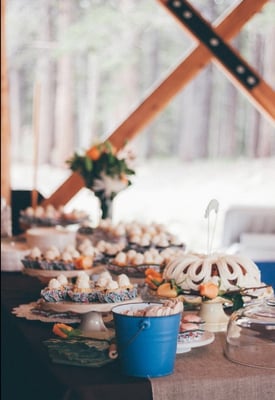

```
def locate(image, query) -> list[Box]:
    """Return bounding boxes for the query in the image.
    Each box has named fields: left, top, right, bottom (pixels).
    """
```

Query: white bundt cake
left=163, top=252, right=262, bottom=291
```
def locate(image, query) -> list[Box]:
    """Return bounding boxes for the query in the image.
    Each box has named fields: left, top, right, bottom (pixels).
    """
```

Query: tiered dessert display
left=15, top=219, right=186, bottom=331
left=14, top=268, right=141, bottom=326
left=21, top=218, right=186, bottom=282
left=78, top=219, right=186, bottom=279
left=40, top=270, right=138, bottom=306
left=21, top=240, right=102, bottom=282
left=10, top=198, right=275, bottom=371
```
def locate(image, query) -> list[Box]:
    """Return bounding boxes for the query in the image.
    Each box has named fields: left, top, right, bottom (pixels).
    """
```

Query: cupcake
left=96, top=273, right=138, bottom=303
left=21, top=246, right=42, bottom=269
left=40, top=275, right=71, bottom=302
left=39, top=246, right=77, bottom=270
left=39, top=246, right=61, bottom=270
left=113, top=251, right=127, bottom=267
left=67, top=272, right=97, bottom=303
left=94, top=271, right=113, bottom=296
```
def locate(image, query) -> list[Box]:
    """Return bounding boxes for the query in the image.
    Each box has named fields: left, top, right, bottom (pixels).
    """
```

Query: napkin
left=44, top=337, right=114, bottom=367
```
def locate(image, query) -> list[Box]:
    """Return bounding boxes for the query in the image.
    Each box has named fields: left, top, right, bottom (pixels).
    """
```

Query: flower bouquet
left=67, top=141, right=135, bottom=219
left=145, top=270, right=272, bottom=312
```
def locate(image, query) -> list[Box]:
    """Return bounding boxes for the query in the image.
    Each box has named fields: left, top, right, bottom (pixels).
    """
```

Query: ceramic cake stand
left=39, top=297, right=142, bottom=339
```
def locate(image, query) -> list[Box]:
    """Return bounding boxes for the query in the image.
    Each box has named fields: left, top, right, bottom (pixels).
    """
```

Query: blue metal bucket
left=112, top=302, right=181, bottom=378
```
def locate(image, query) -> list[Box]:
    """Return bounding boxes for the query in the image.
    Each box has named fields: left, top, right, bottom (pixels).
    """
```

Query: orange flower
left=145, top=268, right=162, bottom=278
left=145, top=277, right=159, bottom=290
left=144, top=268, right=163, bottom=289
left=86, top=146, right=101, bottom=160
left=199, top=282, right=219, bottom=299
left=120, top=173, right=129, bottom=184
left=52, top=323, right=73, bottom=339
left=157, top=282, right=178, bottom=298
left=74, top=255, right=93, bottom=270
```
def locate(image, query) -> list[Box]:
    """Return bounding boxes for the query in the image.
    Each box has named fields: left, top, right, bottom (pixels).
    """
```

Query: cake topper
left=204, top=199, right=219, bottom=254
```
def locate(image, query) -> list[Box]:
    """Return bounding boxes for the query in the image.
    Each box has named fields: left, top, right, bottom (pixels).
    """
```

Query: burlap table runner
left=150, top=333, right=275, bottom=400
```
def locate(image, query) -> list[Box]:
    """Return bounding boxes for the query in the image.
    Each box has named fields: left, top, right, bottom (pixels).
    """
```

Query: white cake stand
left=39, top=297, right=142, bottom=339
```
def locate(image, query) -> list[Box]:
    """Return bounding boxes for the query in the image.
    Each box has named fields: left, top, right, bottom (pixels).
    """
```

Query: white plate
left=176, top=331, right=215, bottom=354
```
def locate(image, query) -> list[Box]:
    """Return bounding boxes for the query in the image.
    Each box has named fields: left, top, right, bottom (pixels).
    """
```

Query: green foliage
left=67, top=141, right=135, bottom=190
left=221, top=291, right=244, bottom=312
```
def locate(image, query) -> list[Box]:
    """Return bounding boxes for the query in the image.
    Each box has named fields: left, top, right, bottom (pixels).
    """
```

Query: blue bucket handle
left=139, top=319, right=150, bottom=330
left=120, top=318, right=151, bottom=351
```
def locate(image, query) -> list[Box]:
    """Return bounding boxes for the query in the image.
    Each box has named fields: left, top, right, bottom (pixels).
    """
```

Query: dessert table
left=1, top=272, right=275, bottom=400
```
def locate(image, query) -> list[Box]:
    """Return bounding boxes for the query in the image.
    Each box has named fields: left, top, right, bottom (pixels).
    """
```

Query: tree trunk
left=9, top=68, right=21, bottom=160
left=144, top=29, right=160, bottom=159
left=52, top=0, right=74, bottom=167
left=179, top=66, right=211, bottom=161
left=38, top=0, right=55, bottom=164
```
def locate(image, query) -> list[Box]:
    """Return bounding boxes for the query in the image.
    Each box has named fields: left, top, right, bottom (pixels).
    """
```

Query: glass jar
left=225, top=297, right=275, bottom=369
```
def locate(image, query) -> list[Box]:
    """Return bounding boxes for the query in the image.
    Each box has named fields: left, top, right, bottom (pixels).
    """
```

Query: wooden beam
left=162, top=0, right=275, bottom=125
left=109, top=0, right=271, bottom=149
left=44, top=0, right=269, bottom=207
left=1, top=0, right=11, bottom=205
left=42, top=172, right=84, bottom=207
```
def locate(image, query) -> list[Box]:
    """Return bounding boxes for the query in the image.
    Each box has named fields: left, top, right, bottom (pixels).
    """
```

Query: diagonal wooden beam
left=108, top=0, right=272, bottom=148
left=162, top=0, right=275, bottom=124
left=43, top=0, right=269, bottom=207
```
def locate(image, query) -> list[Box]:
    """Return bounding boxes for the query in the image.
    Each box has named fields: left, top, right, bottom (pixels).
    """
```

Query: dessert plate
left=176, top=330, right=215, bottom=354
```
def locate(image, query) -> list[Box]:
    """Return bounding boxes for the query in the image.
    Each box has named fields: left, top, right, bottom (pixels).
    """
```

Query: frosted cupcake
left=96, top=273, right=138, bottom=303
left=67, top=272, right=97, bottom=303
left=21, top=246, right=42, bottom=269
left=40, top=274, right=71, bottom=302
left=21, top=245, right=91, bottom=271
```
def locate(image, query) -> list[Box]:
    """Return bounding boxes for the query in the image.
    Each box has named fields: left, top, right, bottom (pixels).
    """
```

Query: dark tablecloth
left=1, top=272, right=152, bottom=400
left=2, top=272, right=275, bottom=400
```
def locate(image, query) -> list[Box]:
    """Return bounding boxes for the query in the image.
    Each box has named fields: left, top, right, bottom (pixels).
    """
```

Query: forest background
left=6, top=0, right=275, bottom=250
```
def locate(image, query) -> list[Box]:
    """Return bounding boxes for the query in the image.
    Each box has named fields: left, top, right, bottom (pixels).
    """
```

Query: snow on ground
left=11, top=157, right=275, bottom=252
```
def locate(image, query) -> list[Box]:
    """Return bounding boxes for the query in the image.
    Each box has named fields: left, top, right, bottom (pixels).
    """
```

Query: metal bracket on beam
left=167, top=0, right=260, bottom=90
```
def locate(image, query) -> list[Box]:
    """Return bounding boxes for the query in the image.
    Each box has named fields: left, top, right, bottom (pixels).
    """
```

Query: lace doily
left=12, top=302, right=81, bottom=323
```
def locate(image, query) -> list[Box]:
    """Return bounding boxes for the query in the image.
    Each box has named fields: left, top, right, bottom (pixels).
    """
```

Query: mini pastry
left=21, top=244, right=93, bottom=271
left=67, top=272, right=97, bottom=303
left=40, top=276, right=71, bottom=302
left=96, top=273, right=138, bottom=303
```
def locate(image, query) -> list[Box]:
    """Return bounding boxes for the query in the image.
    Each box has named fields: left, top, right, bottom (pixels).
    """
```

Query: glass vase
left=95, top=192, right=113, bottom=220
